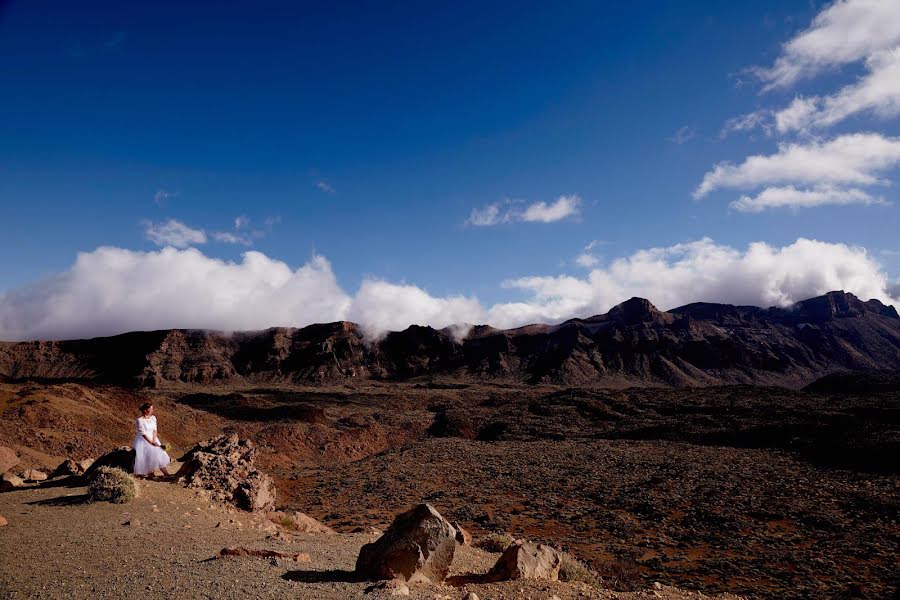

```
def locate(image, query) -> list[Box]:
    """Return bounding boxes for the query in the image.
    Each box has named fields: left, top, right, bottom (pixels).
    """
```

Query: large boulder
left=355, top=503, right=457, bottom=584
left=84, top=447, right=135, bottom=477
left=487, top=540, right=562, bottom=581
left=175, top=434, right=276, bottom=512
left=0, top=447, right=18, bottom=474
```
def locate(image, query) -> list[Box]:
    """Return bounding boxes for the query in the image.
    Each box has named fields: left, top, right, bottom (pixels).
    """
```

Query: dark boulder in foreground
left=176, top=434, right=276, bottom=512
left=355, top=503, right=457, bottom=583
left=85, top=446, right=135, bottom=477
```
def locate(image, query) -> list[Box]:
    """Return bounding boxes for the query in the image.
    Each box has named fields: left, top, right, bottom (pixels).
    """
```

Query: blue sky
left=1, top=0, right=899, bottom=339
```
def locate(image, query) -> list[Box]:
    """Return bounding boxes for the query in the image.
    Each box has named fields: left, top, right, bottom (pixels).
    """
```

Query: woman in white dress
left=133, top=402, right=172, bottom=477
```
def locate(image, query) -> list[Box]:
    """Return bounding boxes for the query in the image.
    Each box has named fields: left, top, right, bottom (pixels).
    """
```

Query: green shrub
left=559, top=551, right=602, bottom=587
left=89, top=466, right=138, bottom=504
left=473, top=532, right=515, bottom=553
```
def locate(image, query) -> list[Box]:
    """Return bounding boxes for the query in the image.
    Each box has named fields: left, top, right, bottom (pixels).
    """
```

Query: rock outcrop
left=355, top=503, right=458, bottom=583
left=1, top=291, right=898, bottom=388
left=487, top=540, right=562, bottom=581
left=0, top=472, right=23, bottom=492
left=176, top=434, right=276, bottom=512
left=52, top=458, right=84, bottom=478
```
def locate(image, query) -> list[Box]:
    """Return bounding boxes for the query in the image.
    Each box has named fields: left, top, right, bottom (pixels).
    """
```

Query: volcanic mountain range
left=1, top=290, right=898, bottom=388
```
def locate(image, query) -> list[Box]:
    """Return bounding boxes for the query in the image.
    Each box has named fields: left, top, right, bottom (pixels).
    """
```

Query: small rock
left=486, top=540, right=562, bottom=582
left=22, top=468, right=48, bottom=482
left=654, top=582, right=663, bottom=590
left=51, top=459, right=83, bottom=478
left=124, top=519, right=141, bottom=528
left=78, top=458, right=95, bottom=472
left=463, top=593, right=479, bottom=600
left=0, top=515, right=8, bottom=527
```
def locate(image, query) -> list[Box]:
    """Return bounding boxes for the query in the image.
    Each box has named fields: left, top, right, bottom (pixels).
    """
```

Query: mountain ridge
left=1, top=290, right=898, bottom=388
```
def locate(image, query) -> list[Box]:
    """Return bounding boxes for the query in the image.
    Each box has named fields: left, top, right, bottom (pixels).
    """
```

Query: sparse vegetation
left=596, top=559, right=642, bottom=592
left=88, top=466, right=138, bottom=504
left=559, top=551, right=602, bottom=587
left=473, top=531, right=515, bottom=553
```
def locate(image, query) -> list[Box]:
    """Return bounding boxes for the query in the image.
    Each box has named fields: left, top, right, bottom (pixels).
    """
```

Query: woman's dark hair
left=139, top=402, right=153, bottom=413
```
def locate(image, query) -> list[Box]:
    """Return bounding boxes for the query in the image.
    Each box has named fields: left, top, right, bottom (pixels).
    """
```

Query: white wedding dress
left=133, top=415, right=171, bottom=475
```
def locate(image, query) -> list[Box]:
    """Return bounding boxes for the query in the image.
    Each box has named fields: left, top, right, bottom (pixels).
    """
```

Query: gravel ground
left=0, top=476, right=742, bottom=600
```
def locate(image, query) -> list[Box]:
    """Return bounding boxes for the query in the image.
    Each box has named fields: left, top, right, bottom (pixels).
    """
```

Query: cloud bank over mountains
left=0, top=240, right=896, bottom=341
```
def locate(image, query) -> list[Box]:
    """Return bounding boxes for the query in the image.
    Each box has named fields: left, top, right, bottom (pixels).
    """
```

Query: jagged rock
left=0, top=447, right=18, bottom=474
left=51, top=459, right=84, bottom=478
left=21, top=468, right=47, bottom=482
left=267, top=510, right=335, bottom=534
left=0, top=472, right=24, bottom=492
left=487, top=540, right=562, bottom=581
left=355, top=503, right=457, bottom=584
left=452, top=521, right=472, bottom=545
left=175, top=434, right=276, bottom=512
left=78, top=458, right=95, bottom=472
left=85, top=447, right=135, bottom=476
left=0, top=515, right=7, bottom=526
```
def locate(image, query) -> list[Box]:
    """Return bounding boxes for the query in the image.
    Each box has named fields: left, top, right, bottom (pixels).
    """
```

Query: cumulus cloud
left=694, top=133, right=900, bottom=198
left=774, top=47, right=900, bottom=132
left=1, top=239, right=897, bottom=341
left=574, top=240, right=608, bottom=268
left=0, top=247, right=350, bottom=341
left=753, top=0, right=900, bottom=90
left=729, top=185, right=886, bottom=213
left=467, top=195, right=582, bottom=226
left=143, top=219, right=207, bottom=248
left=486, top=238, right=898, bottom=328
left=347, top=280, right=485, bottom=340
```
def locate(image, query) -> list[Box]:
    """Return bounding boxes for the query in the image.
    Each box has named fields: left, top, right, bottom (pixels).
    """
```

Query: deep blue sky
left=1, top=0, right=898, bottom=305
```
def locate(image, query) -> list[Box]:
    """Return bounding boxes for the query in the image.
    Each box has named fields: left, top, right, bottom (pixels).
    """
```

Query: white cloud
left=775, top=47, right=900, bottom=132
left=729, top=185, right=886, bottom=213
left=143, top=219, right=207, bottom=248
left=212, top=231, right=253, bottom=246
left=316, top=180, right=336, bottom=194
left=0, top=248, right=350, bottom=341
left=753, top=0, right=900, bottom=90
left=668, top=126, right=696, bottom=145
left=1, top=239, right=896, bottom=341
left=347, top=280, right=485, bottom=340
left=466, top=195, right=582, bottom=226
left=574, top=240, right=608, bottom=268
left=486, top=238, right=898, bottom=327
left=465, top=203, right=503, bottom=226
left=153, top=190, right=174, bottom=206
left=234, top=215, right=250, bottom=229
left=521, top=195, right=582, bottom=223
left=720, top=110, right=773, bottom=138
left=694, top=133, right=900, bottom=198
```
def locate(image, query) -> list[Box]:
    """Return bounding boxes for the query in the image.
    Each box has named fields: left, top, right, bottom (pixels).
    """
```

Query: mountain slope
left=0, top=291, right=897, bottom=388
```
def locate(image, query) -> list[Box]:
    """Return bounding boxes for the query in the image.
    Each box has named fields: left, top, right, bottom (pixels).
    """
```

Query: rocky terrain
left=1, top=291, right=898, bottom=388
left=0, top=290, right=898, bottom=598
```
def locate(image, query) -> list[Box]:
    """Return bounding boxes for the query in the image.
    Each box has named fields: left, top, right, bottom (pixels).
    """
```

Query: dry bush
left=595, top=558, right=642, bottom=591
left=473, top=532, right=515, bottom=553
left=559, top=551, right=602, bottom=587
left=89, top=466, right=138, bottom=504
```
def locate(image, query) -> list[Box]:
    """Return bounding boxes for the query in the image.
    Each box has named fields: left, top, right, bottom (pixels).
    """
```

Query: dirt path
left=0, top=477, right=743, bottom=600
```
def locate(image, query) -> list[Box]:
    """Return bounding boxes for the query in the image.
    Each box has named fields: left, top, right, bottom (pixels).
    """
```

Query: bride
left=133, top=402, right=172, bottom=477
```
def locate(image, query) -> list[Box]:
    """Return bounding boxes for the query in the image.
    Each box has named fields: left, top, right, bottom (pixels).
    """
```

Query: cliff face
left=1, top=291, right=898, bottom=388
